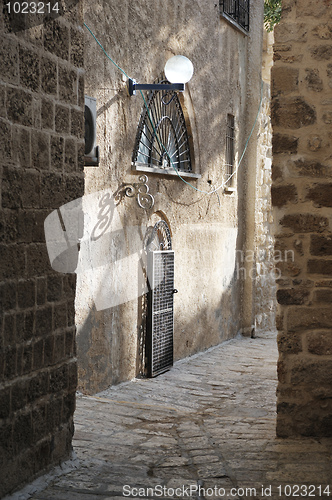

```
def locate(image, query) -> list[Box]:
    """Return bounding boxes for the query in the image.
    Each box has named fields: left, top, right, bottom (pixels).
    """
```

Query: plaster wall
left=76, top=0, right=264, bottom=393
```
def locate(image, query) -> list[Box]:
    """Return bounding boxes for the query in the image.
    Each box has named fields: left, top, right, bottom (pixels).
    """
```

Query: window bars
left=225, top=114, right=235, bottom=186
left=132, top=80, right=192, bottom=174
left=220, top=0, right=250, bottom=31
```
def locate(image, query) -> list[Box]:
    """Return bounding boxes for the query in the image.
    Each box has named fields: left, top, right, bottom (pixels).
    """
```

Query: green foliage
left=264, top=0, right=282, bottom=32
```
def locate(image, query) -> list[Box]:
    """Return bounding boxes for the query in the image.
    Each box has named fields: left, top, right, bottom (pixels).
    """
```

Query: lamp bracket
left=128, top=78, right=185, bottom=96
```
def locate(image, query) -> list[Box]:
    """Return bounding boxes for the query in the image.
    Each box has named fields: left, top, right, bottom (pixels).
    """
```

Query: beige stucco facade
left=76, top=0, right=265, bottom=393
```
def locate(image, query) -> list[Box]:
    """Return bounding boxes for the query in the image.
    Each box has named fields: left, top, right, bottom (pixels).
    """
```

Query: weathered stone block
left=290, top=359, right=332, bottom=386
left=70, top=108, right=84, bottom=138
left=44, top=20, right=69, bottom=60
left=13, top=411, right=33, bottom=453
left=17, top=280, right=35, bottom=309
left=293, top=158, right=331, bottom=177
left=305, top=68, right=323, bottom=92
left=277, top=288, right=309, bottom=305
left=0, top=281, right=17, bottom=311
left=35, top=305, right=53, bottom=336
left=274, top=23, right=307, bottom=43
left=31, top=131, right=50, bottom=170
left=310, top=234, right=332, bottom=256
left=272, top=67, right=299, bottom=95
left=40, top=172, right=65, bottom=208
left=27, top=372, right=49, bottom=403
left=11, top=379, right=28, bottom=412
left=0, top=37, right=19, bottom=84
left=308, top=259, right=332, bottom=275
left=312, top=24, right=332, bottom=40
left=298, top=1, right=328, bottom=18
left=49, top=365, right=68, bottom=393
left=33, top=338, right=44, bottom=370
left=307, top=331, right=332, bottom=356
left=59, top=66, right=77, bottom=105
left=271, top=97, right=316, bottom=129
left=0, top=244, right=26, bottom=279
left=41, top=57, right=57, bottom=96
left=65, top=329, right=75, bottom=356
left=280, top=213, right=328, bottom=233
left=64, top=175, right=84, bottom=203
left=272, top=164, right=283, bottom=181
left=47, top=275, right=63, bottom=302
left=21, top=171, right=41, bottom=209
left=55, top=105, right=70, bottom=134
left=19, top=46, right=40, bottom=92
left=313, top=288, right=332, bottom=303
left=32, top=404, right=48, bottom=441
left=7, top=88, right=32, bottom=126
left=311, top=45, right=332, bottom=60
left=322, top=111, right=332, bottom=124
left=53, top=332, right=65, bottom=362
left=41, top=99, right=54, bottom=130
left=17, top=210, right=45, bottom=244
left=0, top=120, right=12, bottom=161
left=4, top=347, right=17, bottom=379
left=70, top=27, right=84, bottom=67
left=4, top=313, right=15, bottom=346
left=12, top=126, right=31, bottom=168
left=272, top=133, right=298, bottom=154
left=78, top=75, right=84, bottom=107
left=21, top=343, right=33, bottom=375
left=68, top=361, right=77, bottom=391
left=0, top=387, right=11, bottom=419
left=288, top=306, right=332, bottom=331
left=47, top=396, right=62, bottom=430
left=307, top=135, right=322, bottom=151
left=65, top=138, right=77, bottom=171
left=36, top=278, right=47, bottom=306
left=277, top=331, right=302, bottom=353
left=306, top=183, right=332, bottom=207
left=327, top=64, right=332, bottom=88
left=54, top=305, right=67, bottom=330
left=51, top=136, right=64, bottom=170
left=271, top=184, right=297, bottom=208
left=62, top=392, right=76, bottom=422
left=27, top=243, right=52, bottom=277
left=44, top=335, right=54, bottom=366
left=22, top=311, right=35, bottom=341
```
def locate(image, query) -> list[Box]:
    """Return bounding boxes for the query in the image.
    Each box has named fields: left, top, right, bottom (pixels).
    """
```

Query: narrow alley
left=9, top=333, right=332, bottom=500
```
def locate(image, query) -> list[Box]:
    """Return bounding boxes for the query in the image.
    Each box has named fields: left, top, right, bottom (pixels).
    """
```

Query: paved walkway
left=10, top=333, right=332, bottom=500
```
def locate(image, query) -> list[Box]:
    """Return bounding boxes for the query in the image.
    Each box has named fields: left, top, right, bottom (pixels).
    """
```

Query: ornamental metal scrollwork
left=115, top=175, right=155, bottom=210
left=146, top=220, right=172, bottom=252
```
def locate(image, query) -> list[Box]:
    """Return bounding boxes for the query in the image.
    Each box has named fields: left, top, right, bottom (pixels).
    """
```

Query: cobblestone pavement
left=11, top=333, right=332, bottom=500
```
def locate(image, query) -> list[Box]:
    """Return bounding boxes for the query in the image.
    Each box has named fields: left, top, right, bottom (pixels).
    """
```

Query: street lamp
left=128, top=55, right=194, bottom=96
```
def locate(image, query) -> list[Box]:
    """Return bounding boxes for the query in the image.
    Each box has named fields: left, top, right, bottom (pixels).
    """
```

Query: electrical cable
left=83, top=22, right=264, bottom=197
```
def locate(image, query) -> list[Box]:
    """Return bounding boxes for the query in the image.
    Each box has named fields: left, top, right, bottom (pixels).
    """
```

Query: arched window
left=132, top=80, right=192, bottom=175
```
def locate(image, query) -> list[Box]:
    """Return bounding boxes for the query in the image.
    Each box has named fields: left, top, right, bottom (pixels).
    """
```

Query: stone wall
left=254, top=30, right=277, bottom=335
left=271, top=0, right=332, bottom=436
left=0, top=4, right=84, bottom=496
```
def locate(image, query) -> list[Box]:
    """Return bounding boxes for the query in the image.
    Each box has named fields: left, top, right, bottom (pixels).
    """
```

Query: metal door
left=146, top=221, right=175, bottom=377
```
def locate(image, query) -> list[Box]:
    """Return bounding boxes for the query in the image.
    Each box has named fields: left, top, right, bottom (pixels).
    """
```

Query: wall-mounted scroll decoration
left=115, top=175, right=154, bottom=210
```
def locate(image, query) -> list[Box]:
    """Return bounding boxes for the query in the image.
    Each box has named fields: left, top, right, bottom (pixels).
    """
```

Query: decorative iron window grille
left=132, top=80, right=192, bottom=174
left=225, top=114, right=235, bottom=186
left=220, top=0, right=250, bottom=31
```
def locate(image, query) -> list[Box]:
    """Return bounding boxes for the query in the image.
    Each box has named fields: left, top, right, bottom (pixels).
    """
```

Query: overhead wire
left=83, top=22, right=264, bottom=198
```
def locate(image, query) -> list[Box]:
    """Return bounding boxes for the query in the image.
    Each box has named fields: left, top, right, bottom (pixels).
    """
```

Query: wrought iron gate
left=146, top=221, right=175, bottom=377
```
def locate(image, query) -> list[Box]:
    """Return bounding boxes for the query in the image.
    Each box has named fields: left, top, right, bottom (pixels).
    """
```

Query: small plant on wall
left=264, top=0, right=282, bottom=31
